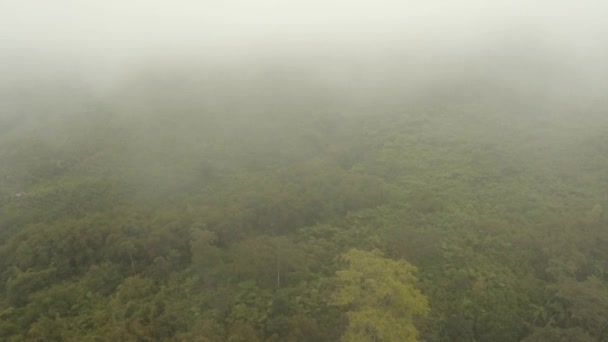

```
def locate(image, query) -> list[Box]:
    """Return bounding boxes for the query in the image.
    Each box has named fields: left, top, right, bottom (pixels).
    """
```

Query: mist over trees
left=1, top=1, right=608, bottom=341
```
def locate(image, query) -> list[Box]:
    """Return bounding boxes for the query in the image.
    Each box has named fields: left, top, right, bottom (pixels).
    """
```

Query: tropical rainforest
left=1, top=0, right=608, bottom=338
left=1, top=52, right=607, bottom=341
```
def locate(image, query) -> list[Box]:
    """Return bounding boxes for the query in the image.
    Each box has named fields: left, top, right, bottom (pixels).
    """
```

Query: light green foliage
left=331, top=249, right=429, bottom=341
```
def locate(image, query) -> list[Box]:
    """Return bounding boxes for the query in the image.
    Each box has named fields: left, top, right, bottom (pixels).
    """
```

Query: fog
left=2, top=2, right=608, bottom=341
left=2, top=0, right=608, bottom=171
left=2, top=0, right=607, bottom=86
left=2, top=0, right=607, bottom=143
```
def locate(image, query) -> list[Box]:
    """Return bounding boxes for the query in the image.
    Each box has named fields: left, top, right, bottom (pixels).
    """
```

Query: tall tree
left=331, top=249, right=429, bottom=342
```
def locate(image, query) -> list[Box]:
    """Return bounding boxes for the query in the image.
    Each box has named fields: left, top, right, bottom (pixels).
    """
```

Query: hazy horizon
left=1, top=0, right=607, bottom=88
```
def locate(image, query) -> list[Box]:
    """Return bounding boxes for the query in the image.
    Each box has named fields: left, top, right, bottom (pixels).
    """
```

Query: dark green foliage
left=6, top=268, right=57, bottom=307
left=0, top=83, right=607, bottom=341
left=521, top=327, right=596, bottom=342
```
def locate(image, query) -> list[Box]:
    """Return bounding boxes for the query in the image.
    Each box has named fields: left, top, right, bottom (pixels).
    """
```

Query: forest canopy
left=0, top=66, right=606, bottom=341
left=1, top=1, right=608, bottom=341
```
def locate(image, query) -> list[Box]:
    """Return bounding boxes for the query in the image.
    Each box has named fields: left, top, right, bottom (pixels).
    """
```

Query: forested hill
left=1, top=69, right=608, bottom=341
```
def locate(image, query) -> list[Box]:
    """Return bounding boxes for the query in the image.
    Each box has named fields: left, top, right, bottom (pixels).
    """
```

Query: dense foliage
left=0, top=72, right=607, bottom=341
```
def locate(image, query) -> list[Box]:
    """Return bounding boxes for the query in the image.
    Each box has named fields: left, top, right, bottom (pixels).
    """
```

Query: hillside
left=1, top=70, right=607, bottom=341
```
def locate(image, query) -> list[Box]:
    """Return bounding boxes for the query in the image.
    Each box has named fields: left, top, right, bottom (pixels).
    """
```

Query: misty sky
left=2, top=1, right=606, bottom=57
left=0, top=0, right=606, bottom=92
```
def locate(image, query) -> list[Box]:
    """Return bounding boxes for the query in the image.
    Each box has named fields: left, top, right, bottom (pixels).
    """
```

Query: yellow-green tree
left=331, top=249, right=429, bottom=342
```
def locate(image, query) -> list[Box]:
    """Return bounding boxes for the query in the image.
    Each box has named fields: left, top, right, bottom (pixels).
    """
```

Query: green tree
left=232, top=236, right=308, bottom=288
left=555, top=276, right=608, bottom=339
left=331, top=249, right=429, bottom=342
